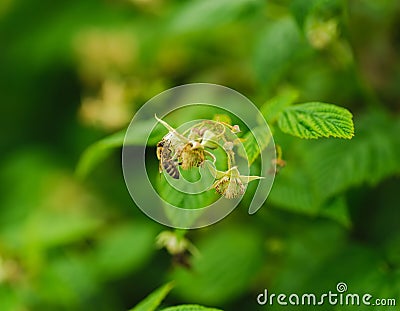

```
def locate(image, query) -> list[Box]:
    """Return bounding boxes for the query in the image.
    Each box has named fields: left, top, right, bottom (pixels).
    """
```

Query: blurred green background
left=1, top=0, right=400, bottom=310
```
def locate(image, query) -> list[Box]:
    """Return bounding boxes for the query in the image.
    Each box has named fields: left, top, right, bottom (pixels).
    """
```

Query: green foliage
left=170, top=227, right=263, bottom=304
left=290, top=0, right=345, bottom=29
left=91, top=222, right=158, bottom=280
left=260, top=87, right=299, bottom=124
left=76, top=119, right=163, bottom=178
left=2, top=0, right=400, bottom=310
left=237, top=125, right=271, bottom=165
left=129, top=282, right=174, bottom=311
left=254, top=17, right=306, bottom=86
left=303, top=111, right=400, bottom=196
left=277, top=102, right=354, bottom=139
left=169, top=0, right=262, bottom=33
left=269, top=110, right=400, bottom=224
left=129, top=283, right=222, bottom=311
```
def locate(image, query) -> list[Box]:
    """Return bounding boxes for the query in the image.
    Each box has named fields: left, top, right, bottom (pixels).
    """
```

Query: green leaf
left=129, top=282, right=174, bottom=311
left=75, top=130, right=125, bottom=179
left=277, top=102, right=354, bottom=139
left=157, top=167, right=218, bottom=228
left=269, top=111, right=400, bottom=222
left=269, top=162, right=320, bottom=215
left=319, top=196, right=351, bottom=228
left=237, top=126, right=271, bottom=165
left=160, top=305, right=222, bottom=311
left=302, top=112, right=400, bottom=199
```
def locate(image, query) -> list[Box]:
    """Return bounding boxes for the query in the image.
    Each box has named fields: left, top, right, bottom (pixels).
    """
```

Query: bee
left=156, top=135, right=180, bottom=179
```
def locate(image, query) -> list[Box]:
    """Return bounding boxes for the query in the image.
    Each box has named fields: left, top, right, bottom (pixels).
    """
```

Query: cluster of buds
left=155, top=115, right=263, bottom=199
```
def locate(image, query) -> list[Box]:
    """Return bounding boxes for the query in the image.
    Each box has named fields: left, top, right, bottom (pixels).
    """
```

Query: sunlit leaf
left=277, top=102, right=354, bottom=139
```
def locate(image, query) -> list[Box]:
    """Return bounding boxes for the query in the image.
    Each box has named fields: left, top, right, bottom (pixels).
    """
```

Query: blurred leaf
left=157, top=168, right=218, bottom=228
left=92, top=222, right=158, bottom=280
left=76, top=119, right=163, bottom=178
left=76, top=130, right=125, bottom=179
left=169, top=0, right=262, bottom=33
left=0, top=286, right=21, bottom=311
left=160, top=305, right=222, bottom=311
left=259, top=87, right=299, bottom=124
left=272, top=222, right=346, bottom=293
left=129, top=282, right=174, bottom=311
left=277, top=102, right=354, bottom=139
left=36, top=254, right=98, bottom=307
left=237, top=126, right=271, bottom=165
left=254, top=17, right=305, bottom=86
left=319, top=195, right=351, bottom=228
left=269, top=162, right=319, bottom=215
left=171, top=226, right=263, bottom=304
left=303, top=112, right=400, bottom=198
left=26, top=209, right=103, bottom=250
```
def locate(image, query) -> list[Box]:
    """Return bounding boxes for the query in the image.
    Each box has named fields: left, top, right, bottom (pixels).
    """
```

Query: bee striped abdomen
left=162, top=159, right=179, bottom=179
left=157, top=138, right=180, bottom=179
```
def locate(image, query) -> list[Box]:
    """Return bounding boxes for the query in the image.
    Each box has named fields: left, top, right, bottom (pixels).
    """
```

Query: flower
left=156, top=230, right=198, bottom=257
left=156, top=231, right=189, bottom=255
left=213, top=175, right=245, bottom=199
left=210, top=166, right=263, bottom=199
left=179, top=142, right=205, bottom=169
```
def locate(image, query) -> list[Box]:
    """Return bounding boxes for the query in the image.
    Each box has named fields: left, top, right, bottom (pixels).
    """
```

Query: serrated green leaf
left=237, top=126, right=271, bottom=164
left=259, top=87, right=299, bottom=124
left=269, top=111, right=400, bottom=223
left=160, top=305, right=222, bottom=311
left=129, top=282, right=174, bottom=311
left=277, top=102, right=354, bottom=139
